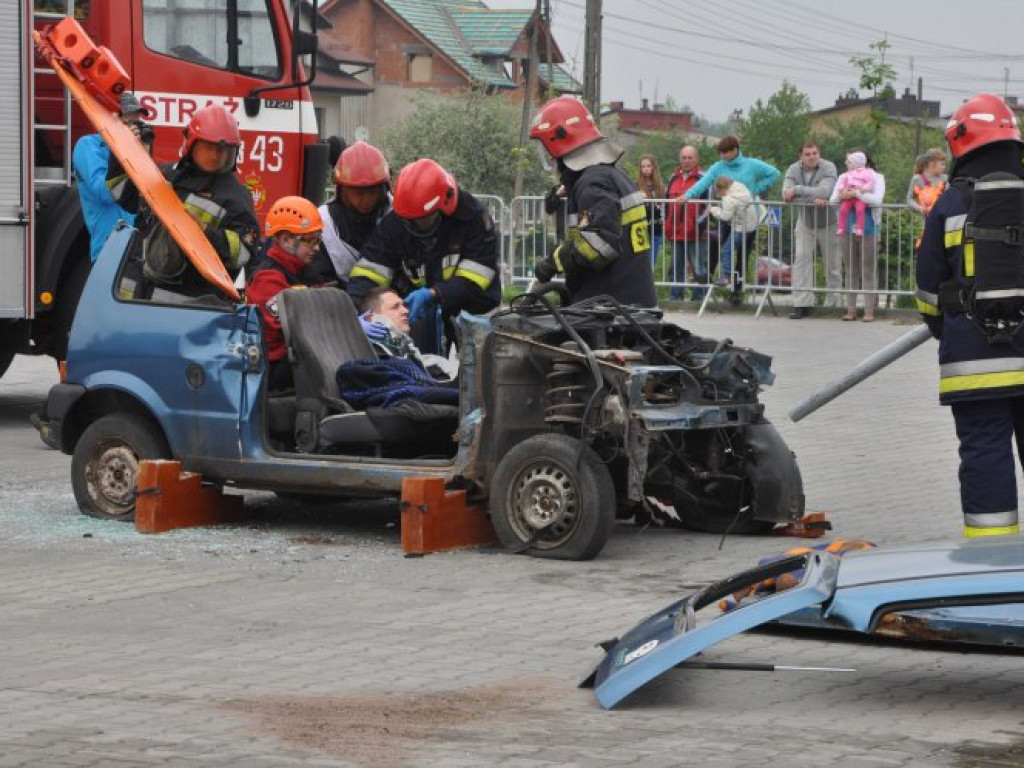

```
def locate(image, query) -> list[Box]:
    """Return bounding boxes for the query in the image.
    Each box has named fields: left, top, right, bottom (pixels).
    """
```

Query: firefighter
left=529, top=97, right=657, bottom=307
left=915, top=93, right=1024, bottom=538
left=307, top=140, right=391, bottom=285
left=246, top=197, right=332, bottom=391
left=347, top=158, right=500, bottom=349
left=109, top=104, right=259, bottom=297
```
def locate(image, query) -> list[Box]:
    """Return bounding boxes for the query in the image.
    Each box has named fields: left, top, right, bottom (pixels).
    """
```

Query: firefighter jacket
left=915, top=152, right=1024, bottom=405
left=347, top=188, right=500, bottom=317
left=557, top=163, right=657, bottom=306
left=246, top=243, right=320, bottom=363
left=109, top=156, right=259, bottom=292
left=307, top=195, right=390, bottom=285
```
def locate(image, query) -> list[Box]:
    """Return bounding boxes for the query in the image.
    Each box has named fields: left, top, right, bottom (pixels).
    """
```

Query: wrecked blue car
left=584, top=537, right=1024, bottom=707
left=43, top=227, right=803, bottom=560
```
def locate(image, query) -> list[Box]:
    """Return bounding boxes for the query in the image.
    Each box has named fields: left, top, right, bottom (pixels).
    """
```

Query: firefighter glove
left=359, top=314, right=389, bottom=342
left=405, top=287, right=436, bottom=324
left=534, top=257, right=558, bottom=284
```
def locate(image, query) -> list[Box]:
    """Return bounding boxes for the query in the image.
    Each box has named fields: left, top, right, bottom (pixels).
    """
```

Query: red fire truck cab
left=1, top=0, right=326, bottom=380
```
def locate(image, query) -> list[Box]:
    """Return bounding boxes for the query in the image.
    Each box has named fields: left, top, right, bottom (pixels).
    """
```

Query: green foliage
left=380, top=89, right=551, bottom=199
left=849, top=39, right=897, bottom=97
left=736, top=81, right=812, bottom=172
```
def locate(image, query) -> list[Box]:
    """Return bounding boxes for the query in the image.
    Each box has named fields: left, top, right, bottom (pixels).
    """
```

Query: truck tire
left=489, top=433, right=615, bottom=561
left=71, top=413, right=171, bottom=521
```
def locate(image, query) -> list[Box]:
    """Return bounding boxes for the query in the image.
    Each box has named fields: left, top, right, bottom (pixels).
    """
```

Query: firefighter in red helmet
left=109, top=104, right=259, bottom=298
left=529, top=96, right=656, bottom=307
left=347, top=158, right=500, bottom=351
left=916, top=93, right=1024, bottom=537
left=307, top=140, right=392, bottom=286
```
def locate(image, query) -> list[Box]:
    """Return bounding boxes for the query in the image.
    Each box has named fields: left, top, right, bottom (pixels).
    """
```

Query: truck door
left=0, top=2, right=32, bottom=324
left=130, top=0, right=316, bottom=224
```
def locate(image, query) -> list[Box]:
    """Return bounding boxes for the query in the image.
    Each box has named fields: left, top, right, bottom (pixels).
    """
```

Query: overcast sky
left=488, top=0, right=1024, bottom=122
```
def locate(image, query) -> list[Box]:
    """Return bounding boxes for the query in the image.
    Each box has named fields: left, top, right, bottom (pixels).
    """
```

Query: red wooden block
left=401, top=477, right=498, bottom=556
left=135, top=460, right=245, bottom=534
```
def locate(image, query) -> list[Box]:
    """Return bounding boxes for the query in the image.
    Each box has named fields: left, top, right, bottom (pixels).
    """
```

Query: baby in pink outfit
left=835, top=151, right=875, bottom=236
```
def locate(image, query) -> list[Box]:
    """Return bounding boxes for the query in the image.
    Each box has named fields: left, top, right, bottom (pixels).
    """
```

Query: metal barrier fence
left=502, top=195, right=925, bottom=317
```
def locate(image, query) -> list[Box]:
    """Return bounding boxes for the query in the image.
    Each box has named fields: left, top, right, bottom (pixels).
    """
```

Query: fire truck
left=0, top=0, right=327, bottom=381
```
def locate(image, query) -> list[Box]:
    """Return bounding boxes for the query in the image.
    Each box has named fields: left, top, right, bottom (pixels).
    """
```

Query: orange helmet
left=392, top=159, right=458, bottom=219
left=334, top=141, right=390, bottom=187
left=265, top=196, right=323, bottom=236
left=946, top=93, right=1022, bottom=158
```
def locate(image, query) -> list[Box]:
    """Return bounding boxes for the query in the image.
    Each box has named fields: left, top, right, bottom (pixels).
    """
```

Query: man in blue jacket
left=73, top=92, right=151, bottom=262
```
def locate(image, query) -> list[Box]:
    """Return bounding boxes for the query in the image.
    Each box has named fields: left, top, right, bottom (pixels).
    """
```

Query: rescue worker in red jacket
left=306, top=140, right=391, bottom=286
left=915, top=93, right=1024, bottom=537
left=109, top=104, right=259, bottom=298
left=347, top=158, right=500, bottom=348
left=529, top=97, right=657, bottom=307
left=246, top=197, right=327, bottom=391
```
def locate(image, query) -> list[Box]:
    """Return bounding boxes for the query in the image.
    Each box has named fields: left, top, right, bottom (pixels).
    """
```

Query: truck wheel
left=489, top=433, right=615, bottom=560
left=71, top=414, right=171, bottom=521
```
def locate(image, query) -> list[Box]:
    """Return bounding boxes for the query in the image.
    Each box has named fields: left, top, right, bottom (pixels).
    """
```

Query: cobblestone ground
left=1, top=309, right=1022, bottom=767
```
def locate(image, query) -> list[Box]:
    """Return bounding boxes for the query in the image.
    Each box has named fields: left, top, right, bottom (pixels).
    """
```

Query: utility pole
left=513, top=0, right=541, bottom=201
left=913, top=77, right=923, bottom=160
left=583, top=0, right=602, bottom=117
left=544, top=0, right=553, bottom=98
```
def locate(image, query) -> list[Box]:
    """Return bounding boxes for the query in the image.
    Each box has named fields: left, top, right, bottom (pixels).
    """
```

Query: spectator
left=683, top=136, right=778, bottom=301
left=830, top=148, right=885, bottom=322
left=74, top=92, right=150, bottom=262
left=109, top=104, right=259, bottom=299
left=906, top=148, right=948, bottom=218
left=635, top=154, right=665, bottom=268
left=307, top=141, right=391, bottom=286
left=246, top=196, right=327, bottom=391
left=835, top=152, right=876, bottom=236
left=708, top=176, right=760, bottom=288
left=782, top=140, right=839, bottom=318
left=665, top=145, right=710, bottom=300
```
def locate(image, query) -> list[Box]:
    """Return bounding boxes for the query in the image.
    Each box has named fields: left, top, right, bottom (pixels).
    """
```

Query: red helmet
left=265, top=196, right=323, bottom=236
left=181, top=104, right=241, bottom=157
left=392, top=159, right=458, bottom=219
left=945, top=93, right=1022, bottom=158
left=334, top=141, right=390, bottom=187
left=529, top=96, right=602, bottom=160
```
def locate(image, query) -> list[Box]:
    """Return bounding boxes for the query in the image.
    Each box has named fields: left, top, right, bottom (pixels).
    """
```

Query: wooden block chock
left=135, top=460, right=245, bottom=534
left=400, top=477, right=498, bottom=556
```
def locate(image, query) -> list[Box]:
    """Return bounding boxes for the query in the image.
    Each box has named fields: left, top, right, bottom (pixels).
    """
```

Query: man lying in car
left=358, top=286, right=457, bottom=380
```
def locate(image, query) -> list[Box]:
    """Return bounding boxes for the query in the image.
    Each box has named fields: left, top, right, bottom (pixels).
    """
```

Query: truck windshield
left=34, top=0, right=90, bottom=19
left=142, top=0, right=281, bottom=80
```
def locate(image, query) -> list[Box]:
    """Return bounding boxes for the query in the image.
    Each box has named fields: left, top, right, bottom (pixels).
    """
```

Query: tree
left=849, top=39, right=897, bottom=98
left=380, top=89, right=551, bottom=200
left=736, top=81, right=812, bottom=171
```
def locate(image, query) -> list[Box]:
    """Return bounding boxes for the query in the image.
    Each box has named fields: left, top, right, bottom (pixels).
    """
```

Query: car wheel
left=71, top=413, right=171, bottom=521
left=489, top=433, right=615, bottom=560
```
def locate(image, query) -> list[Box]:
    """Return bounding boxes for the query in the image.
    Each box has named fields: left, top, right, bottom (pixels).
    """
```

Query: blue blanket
left=336, top=357, right=459, bottom=408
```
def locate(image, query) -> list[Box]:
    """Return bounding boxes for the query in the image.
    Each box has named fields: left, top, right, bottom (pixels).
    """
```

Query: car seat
left=276, top=287, right=458, bottom=455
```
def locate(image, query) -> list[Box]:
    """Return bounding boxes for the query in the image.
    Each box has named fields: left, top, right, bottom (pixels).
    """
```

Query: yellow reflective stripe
left=939, top=370, right=1024, bottom=394
left=571, top=232, right=603, bottom=263
left=442, top=266, right=456, bottom=279
left=620, top=191, right=646, bottom=209
left=553, top=246, right=564, bottom=272
left=107, top=174, right=128, bottom=200
left=944, top=230, right=963, bottom=248
left=183, top=194, right=226, bottom=227
left=223, top=229, right=241, bottom=269
left=963, top=242, right=975, bottom=277
left=350, top=265, right=391, bottom=286
left=409, top=274, right=426, bottom=287
left=964, top=524, right=1020, bottom=538
left=455, top=259, right=495, bottom=283
left=454, top=267, right=491, bottom=289
left=621, top=205, right=647, bottom=225
left=916, top=298, right=941, bottom=316
left=580, top=230, right=617, bottom=259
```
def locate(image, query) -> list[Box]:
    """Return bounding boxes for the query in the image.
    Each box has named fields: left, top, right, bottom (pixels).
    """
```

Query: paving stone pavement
left=1, top=310, right=1023, bottom=767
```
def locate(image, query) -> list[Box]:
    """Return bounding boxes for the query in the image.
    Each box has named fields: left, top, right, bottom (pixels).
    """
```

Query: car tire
left=71, top=413, right=171, bottom=521
left=489, top=433, right=615, bottom=561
